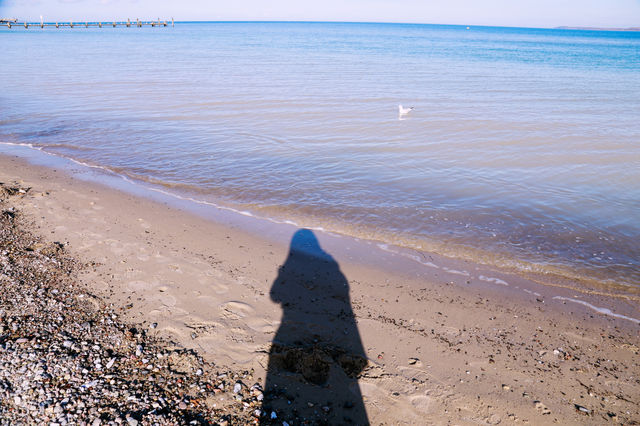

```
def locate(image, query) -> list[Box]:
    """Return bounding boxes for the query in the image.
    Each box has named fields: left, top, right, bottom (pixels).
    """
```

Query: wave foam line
left=376, top=243, right=440, bottom=269
left=553, top=296, right=640, bottom=324
left=478, top=275, right=509, bottom=286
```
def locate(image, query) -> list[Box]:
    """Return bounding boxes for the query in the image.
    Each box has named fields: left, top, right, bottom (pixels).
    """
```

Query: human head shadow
left=262, top=229, right=369, bottom=425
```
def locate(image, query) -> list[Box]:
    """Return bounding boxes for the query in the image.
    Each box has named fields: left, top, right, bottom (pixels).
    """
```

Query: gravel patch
left=0, top=182, right=264, bottom=425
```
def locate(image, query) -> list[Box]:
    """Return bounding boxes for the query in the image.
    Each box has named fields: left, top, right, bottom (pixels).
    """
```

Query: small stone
left=106, top=358, right=115, bottom=369
left=502, top=384, right=510, bottom=390
left=178, top=401, right=187, bottom=410
left=13, top=396, right=22, bottom=406
left=150, top=323, right=157, bottom=329
left=126, top=416, right=138, bottom=426
left=233, top=383, right=242, bottom=394
left=271, top=411, right=277, bottom=419
left=575, top=404, right=591, bottom=415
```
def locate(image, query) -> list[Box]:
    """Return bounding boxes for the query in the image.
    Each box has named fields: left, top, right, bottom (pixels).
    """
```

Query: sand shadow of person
left=261, top=229, right=369, bottom=425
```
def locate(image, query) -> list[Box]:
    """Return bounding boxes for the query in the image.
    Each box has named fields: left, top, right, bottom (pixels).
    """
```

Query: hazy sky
left=1, top=0, right=639, bottom=28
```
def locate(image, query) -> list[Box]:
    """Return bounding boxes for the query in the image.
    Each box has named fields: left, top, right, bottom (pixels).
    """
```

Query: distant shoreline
left=555, top=25, right=640, bottom=31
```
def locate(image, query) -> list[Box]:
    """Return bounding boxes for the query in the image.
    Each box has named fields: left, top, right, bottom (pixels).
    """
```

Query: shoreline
left=1, top=151, right=639, bottom=424
left=2, top=142, right=638, bottom=305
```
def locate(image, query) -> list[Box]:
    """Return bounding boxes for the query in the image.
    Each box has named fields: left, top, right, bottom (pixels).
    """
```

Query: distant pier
left=2, top=18, right=174, bottom=29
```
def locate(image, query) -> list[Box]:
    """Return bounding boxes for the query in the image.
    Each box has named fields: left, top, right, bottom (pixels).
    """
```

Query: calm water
left=1, top=22, right=639, bottom=290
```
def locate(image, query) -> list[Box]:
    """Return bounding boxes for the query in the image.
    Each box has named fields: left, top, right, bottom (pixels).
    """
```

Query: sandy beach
left=1, top=152, right=639, bottom=425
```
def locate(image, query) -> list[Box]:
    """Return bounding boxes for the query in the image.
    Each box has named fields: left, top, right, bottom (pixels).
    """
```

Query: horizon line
left=2, top=19, right=639, bottom=31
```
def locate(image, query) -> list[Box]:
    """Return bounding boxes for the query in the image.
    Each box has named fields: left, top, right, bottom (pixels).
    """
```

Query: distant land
left=555, top=26, right=640, bottom=31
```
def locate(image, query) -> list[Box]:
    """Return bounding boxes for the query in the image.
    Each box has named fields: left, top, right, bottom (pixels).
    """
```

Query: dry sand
left=1, top=152, right=638, bottom=425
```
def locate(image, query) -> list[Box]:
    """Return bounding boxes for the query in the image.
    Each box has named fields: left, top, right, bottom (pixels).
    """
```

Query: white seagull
left=398, top=105, right=414, bottom=115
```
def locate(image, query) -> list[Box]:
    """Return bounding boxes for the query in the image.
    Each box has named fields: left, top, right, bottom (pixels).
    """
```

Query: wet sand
left=1, top=152, right=639, bottom=425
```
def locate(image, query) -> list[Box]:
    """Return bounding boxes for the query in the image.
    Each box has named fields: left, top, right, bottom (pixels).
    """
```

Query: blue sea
left=1, top=22, right=639, bottom=292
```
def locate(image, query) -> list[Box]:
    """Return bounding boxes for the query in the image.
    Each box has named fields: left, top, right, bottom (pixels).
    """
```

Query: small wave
left=43, top=143, right=95, bottom=152
left=553, top=296, right=640, bottom=324
left=478, top=275, right=509, bottom=286
left=0, top=141, right=38, bottom=149
left=376, top=243, right=440, bottom=269
left=442, top=267, right=470, bottom=277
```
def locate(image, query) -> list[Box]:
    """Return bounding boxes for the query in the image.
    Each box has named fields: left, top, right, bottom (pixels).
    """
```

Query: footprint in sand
left=204, top=270, right=225, bottom=279
left=211, top=340, right=260, bottom=365
left=107, top=240, right=133, bottom=256
left=152, top=286, right=177, bottom=307
left=159, top=294, right=177, bottom=307
left=219, top=301, right=255, bottom=320
left=409, top=395, right=433, bottom=414
left=245, top=317, right=276, bottom=334
left=360, top=382, right=435, bottom=421
left=127, top=280, right=155, bottom=292
left=208, top=282, right=230, bottom=295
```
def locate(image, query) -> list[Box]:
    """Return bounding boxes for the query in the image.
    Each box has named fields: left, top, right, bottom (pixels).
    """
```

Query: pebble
left=575, top=404, right=591, bottom=415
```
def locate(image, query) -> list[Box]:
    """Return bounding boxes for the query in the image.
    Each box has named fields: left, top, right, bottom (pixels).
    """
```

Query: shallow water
left=1, top=22, right=639, bottom=289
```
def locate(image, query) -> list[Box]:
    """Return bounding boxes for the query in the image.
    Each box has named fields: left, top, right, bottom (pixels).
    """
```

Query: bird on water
left=398, top=105, right=414, bottom=115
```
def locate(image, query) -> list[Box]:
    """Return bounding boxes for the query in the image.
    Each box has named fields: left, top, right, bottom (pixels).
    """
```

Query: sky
left=1, top=0, right=639, bottom=28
